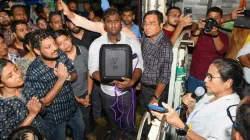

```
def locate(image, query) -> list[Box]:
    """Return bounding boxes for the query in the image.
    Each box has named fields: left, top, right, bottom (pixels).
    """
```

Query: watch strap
left=153, top=95, right=161, bottom=101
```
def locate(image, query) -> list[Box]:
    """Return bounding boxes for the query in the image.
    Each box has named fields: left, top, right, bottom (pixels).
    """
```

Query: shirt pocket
left=145, top=51, right=159, bottom=70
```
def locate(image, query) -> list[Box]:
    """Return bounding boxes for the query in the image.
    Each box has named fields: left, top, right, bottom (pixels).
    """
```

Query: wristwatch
left=153, top=95, right=161, bottom=101
left=176, top=124, right=189, bottom=136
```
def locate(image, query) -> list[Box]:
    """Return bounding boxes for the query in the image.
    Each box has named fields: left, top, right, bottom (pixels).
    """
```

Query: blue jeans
left=185, top=75, right=205, bottom=93
left=49, top=107, right=85, bottom=140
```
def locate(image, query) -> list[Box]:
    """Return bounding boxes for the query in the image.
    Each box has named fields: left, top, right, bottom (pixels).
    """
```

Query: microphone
left=176, top=87, right=205, bottom=111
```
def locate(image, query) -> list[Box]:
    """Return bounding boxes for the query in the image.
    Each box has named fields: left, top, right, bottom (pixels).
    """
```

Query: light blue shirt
left=101, top=0, right=142, bottom=40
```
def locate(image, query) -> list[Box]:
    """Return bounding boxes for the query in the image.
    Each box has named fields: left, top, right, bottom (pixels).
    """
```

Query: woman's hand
left=27, top=97, right=41, bottom=116
left=182, top=93, right=196, bottom=113
left=151, top=102, right=185, bottom=129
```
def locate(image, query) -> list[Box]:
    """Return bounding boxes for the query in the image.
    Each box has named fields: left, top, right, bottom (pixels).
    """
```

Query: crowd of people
left=0, top=0, right=250, bottom=140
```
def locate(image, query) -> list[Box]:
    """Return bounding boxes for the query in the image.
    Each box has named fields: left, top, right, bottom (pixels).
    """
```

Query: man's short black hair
left=68, top=0, right=77, bottom=5
left=49, top=12, right=61, bottom=23
left=10, top=5, right=27, bottom=17
left=102, top=8, right=120, bottom=21
left=29, top=29, right=52, bottom=50
left=36, top=17, right=46, bottom=25
left=122, top=6, right=134, bottom=15
left=35, top=4, right=44, bottom=14
left=206, top=6, right=223, bottom=17
left=0, top=9, right=10, bottom=16
left=53, top=30, right=69, bottom=39
left=11, top=20, right=27, bottom=33
left=143, top=10, right=163, bottom=24
left=236, top=102, right=250, bottom=140
left=165, top=7, right=181, bottom=15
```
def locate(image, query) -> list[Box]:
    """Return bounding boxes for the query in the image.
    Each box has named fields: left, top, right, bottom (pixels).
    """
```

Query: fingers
left=121, top=77, right=130, bottom=81
left=162, top=102, right=173, bottom=112
left=151, top=110, right=163, bottom=120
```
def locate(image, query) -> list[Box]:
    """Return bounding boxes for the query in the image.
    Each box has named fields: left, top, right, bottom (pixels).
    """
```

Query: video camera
left=204, top=18, right=218, bottom=32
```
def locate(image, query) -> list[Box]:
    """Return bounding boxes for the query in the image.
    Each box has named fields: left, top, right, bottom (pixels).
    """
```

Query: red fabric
left=190, top=31, right=229, bottom=80
left=163, top=29, right=174, bottom=39
left=8, top=41, right=27, bottom=57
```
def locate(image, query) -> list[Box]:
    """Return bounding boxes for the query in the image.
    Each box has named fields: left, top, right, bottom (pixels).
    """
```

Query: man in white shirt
left=237, top=42, right=250, bottom=83
left=88, top=8, right=143, bottom=140
left=237, top=42, right=250, bottom=95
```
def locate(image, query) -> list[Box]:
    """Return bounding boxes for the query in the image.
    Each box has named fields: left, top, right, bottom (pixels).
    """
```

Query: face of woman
left=0, top=63, right=24, bottom=88
left=204, top=63, right=229, bottom=94
left=55, top=35, right=73, bottom=53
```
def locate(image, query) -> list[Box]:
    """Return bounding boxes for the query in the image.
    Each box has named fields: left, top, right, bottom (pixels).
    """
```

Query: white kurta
left=186, top=93, right=240, bottom=140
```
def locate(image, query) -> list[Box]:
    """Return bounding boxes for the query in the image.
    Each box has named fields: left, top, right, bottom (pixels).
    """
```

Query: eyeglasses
left=142, top=22, right=158, bottom=28
left=206, top=73, right=221, bottom=81
left=168, top=14, right=180, bottom=19
left=0, top=15, right=9, bottom=20
left=227, top=104, right=238, bottom=129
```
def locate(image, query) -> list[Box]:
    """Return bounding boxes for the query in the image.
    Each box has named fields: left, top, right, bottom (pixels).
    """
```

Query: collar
left=104, top=32, right=125, bottom=44
left=145, top=30, right=164, bottom=44
left=75, top=45, right=81, bottom=55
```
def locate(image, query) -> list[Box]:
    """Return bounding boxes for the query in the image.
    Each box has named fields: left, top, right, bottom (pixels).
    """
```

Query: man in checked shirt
left=140, top=10, right=173, bottom=115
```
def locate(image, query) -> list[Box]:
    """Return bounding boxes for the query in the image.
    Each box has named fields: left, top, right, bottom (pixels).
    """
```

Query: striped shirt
left=22, top=51, right=78, bottom=124
left=141, top=31, right=173, bottom=85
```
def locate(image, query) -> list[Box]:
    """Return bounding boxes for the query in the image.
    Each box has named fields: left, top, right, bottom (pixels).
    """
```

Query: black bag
left=99, top=44, right=132, bottom=83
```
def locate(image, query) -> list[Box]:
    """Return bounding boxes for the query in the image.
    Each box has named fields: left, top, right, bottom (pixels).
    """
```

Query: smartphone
left=184, top=7, right=192, bottom=16
left=148, top=104, right=168, bottom=113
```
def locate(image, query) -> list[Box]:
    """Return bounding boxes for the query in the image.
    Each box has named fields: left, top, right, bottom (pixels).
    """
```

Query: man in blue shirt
left=101, top=0, right=142, bottom=40
left=121, top=6, right=142, bottom=41
left=23, top=30, right=85, bottom=140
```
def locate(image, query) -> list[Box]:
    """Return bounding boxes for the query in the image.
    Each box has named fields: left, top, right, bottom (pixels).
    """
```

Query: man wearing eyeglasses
left=186, top=7, right=229, bottom=93
left=140, top=10, right=173, bottom=115
left=0, top=10, right=14, bottom=45
left=163, top=7, right=192, bottom=45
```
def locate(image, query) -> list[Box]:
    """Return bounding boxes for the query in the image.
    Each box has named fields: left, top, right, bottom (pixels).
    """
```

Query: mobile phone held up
left=148, top=104, right=168, bottom=113
left=184, top=7, right=192, bottom=17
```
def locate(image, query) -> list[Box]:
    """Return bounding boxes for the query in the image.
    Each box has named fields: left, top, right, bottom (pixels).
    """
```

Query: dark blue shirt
left=23, top=51, right=78, bottom=124
left=0, top=96, right=52, bottom=140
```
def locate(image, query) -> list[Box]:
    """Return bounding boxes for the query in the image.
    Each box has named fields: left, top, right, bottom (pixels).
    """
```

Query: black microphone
left=176, top=87, right=205, bottom=110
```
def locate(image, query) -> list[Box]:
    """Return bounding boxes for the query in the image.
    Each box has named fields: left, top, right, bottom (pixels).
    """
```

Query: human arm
left=221, top=8, right=244, bottom=23
left=113, top=68, right=142, bottom=89
left=170, top=15, right=192, bottom=45
left=237, top=42, right=250, bottom=68
left=39, top=62, right=69, bottom=106
left=151, top=103, right=207, bottom=140
left=58, top=0, right=106, bottom=35
left=150, top=42, right=173, bottom=104
left=210, top=28, right=226, bottom=52
left=182, top=93, right=197, bottom=114
left=19, top=97, right=41, bottom=127
left=190, top=18, right=205, bottom=46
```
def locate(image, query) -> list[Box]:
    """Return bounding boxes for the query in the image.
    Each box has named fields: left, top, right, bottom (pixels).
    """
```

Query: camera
left=204, top=18, right=218, bottom=32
